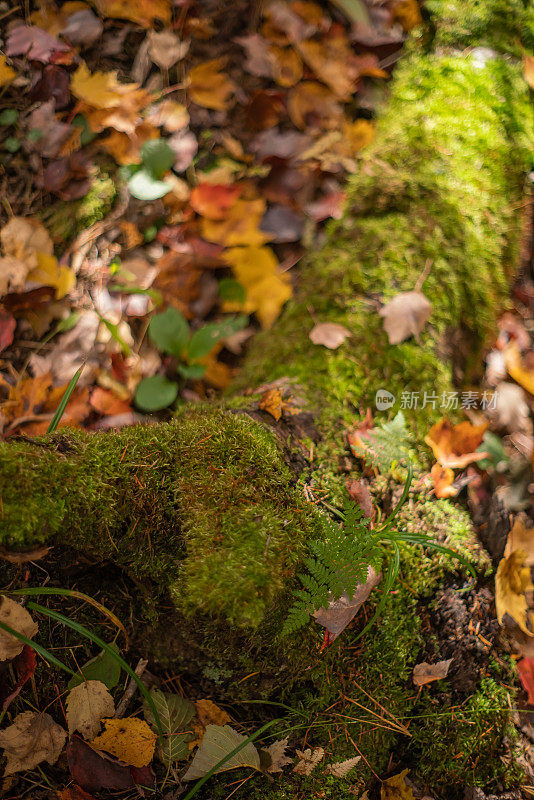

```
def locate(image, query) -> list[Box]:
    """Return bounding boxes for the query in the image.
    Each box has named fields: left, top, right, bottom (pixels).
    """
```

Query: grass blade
left=46, top=365, right=84, bottom=434
left=352, top=540, right=400, bottom=644
left=0, top=619, right=76, bottom=677
left=377, top=463, right=413, bottom=532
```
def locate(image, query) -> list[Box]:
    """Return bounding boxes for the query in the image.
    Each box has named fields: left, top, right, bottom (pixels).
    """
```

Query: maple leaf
left=202, top=199, right=271, bottom=247
left=425, top=419, right=488, bottom=469
left=70, top=63, right=135, bottom=109
left=187, top=59, right=235, bottom=110
left=223, top=245, right=292, bottom=328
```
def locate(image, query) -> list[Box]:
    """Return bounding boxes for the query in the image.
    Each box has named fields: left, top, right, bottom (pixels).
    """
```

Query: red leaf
left=0, top=311, right=16, bottom=352
left=130, top=764, right=156, bottom=790
left=67, top=736, right=135, bottom=794
left=2, top=645, right=37, bottom=711
left=57, top=785, right=96, bottom=800
left=190, top=183, right=241, bottom=220
left=518, top=657, right=534, bottom=705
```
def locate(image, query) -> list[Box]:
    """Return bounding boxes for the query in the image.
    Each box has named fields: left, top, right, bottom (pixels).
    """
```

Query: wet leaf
left=0, top=712, right=66, bottom=775
left=412, top=658, right=452, bottom=686
left=379, top=290, right=431, bottom=344
left=183, top=724, right=261, bottom=780
left=309, top=322, right=351, bottom=349
left=0, top=596, right=38, bottom=661
left=90, top=717, right=157, bottom=768
left=425, top=419, right=488, bottom=469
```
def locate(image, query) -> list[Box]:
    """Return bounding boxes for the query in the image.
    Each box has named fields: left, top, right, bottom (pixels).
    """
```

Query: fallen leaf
left=1, top=646, right=37, bottom=711
left=93, top=0, right=171, bottom=27
left=57, top=785, right=96, bottom=800
left=425, top=419, right=488, bottom=469
left=268, top=45, right=303, bottom=87
left=504, top=341, right=534, bottom=395
left=524, top=55, right=534, bottom=89
left=90, top=718, right=157, bottom=768
left=26, top=100, right=77, bottom=159
left=183, top=725, right=261, bottom=780
left=71, top=63, right=137, bottom=109
left=293, top=746, right=324, bottom=775
left=430, top=463, right=457, bottom=499
left=0, top=312, right=16, bottom=352
left=496, top=547, right=534, bottom=636
left=297, top=36, right=356, bottom=98
left=236, top=33, right=273, bottom=78
left=187, top=59, right=234, bottom=110
left=260, top=204, right=303, bottom=243
left=309, top=322, right=351, bottom=349
left=287, top=81, right=342, bottom=129
left=313, top=565, right=380, bottom=639
left=391, top=0, right=422, bottom=31
left=202, top=199, right=270, bottom=247
left=518, top=657, right=534, bottom=704
left=66, top=736, right=135, bottom=793
left=346, top=478, right=374, bottom=519
left=325, top=755, right=361, bottom=777
left=412, top=659, right=452, bottom=686
left=90, top=388, right=131, bottom=416
left=223, top=245, right=291, bottom=328
left=60, top=8, right=103, bottom=46
left=1, top=215, right=53, bottom=272
left=66, top=681, right=115, bottom=740
left=148, top=30, right=189, bottom=70
left=0, top=545, right=51, bottom=564
left=68, top=643, right=121, bottom=691
left=7, top=24, right=71, bottom=63
left=195, top=699, right=231, bottom=728
left=0, top=712, right=66, bottom=775
left=379, top=290, right=432, bottom=344
left=143, top=689, right=195, bottom=766
left=263, top=737, right=293, bottom=773
left=486, top=382, right=532, bottom=435
left=28, top=252, right=76, bottom=299
left=147, top=100, right=189, bottom=132
left=0, top=55, right=16, bottom=88
left=258, top=387, right=299, bottom=421
left=381, top=769, right=416, bottom=800
left=190, top=183, right=241, bottom=220
left=0, top=596, right=38, bottom=661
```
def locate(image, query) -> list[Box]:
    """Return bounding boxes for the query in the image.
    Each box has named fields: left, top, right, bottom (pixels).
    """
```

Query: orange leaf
left=90, top=387, right=131, bottom=416
left=93, top=0, right=171, bottom=28
left=187, top=59, right=234, bottom=110
left=518, top=657, right=534, bottom=704
left=190, top=183, right=241, bottom=220
left=424, top=418, right=488, bottom=469
left=504, top=341, right=534, bottom=395
left=524, top=55, right=534, bottom=89
left=430, top=463, right=457, bottom=499
left=202, top=199, right=270, bottom=247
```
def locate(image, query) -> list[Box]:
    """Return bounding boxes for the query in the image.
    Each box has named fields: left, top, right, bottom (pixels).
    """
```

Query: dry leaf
left=0, top=55, right=16, bottom=87
left=287, top=81, right=342, bottom=129
left=309, top=322, right=351, bottom=349
left=66, top=681, right=115, bottom=740
left=202, top=198, right=270, bottom=247
left=412, top=659, right=452, bottom=686
left=496, top=549, right=534, bottom=636
left=293, top=746, right=324, bottom=775
left=93, top=0, right=171, bottom=27
left=264, top=737, right=293, bottom=773
left=147, top=100, right=189, bottom=132
left=148, top=30, right=189, bottom=70
left=297, top=36, right=356, bottom=98
left=325, top=755, right=361, bottom=777
left=313, top=566, right=380, bottom=639
left=0, top=712, right=66, bottom=776
left=381, top=769, right=416, bottom=800
left=269, top=45, right=303, bottom=87
left=425, top=418, right=488, bottom=469
left=90, top=718, right=156, bottom=768
left=379, top=291, right=432, bottom=344
left=28, top=252, right=75, bottom=299
left=190, top=183, right=241, bottom=220
left=195, top=699, right=231, bottom=728
left=504, top=341, right=534, bottom=395
left=183, top=725, right=261, bottom=780
left=187, top=59, right=234, bottom=110
left=0, top=596, right=38, bottom=661
left=518, top=657, right=534, bottom=704
left=430, top=463, right=457, bottom=499
left=258, top=387, right=299, bottom=421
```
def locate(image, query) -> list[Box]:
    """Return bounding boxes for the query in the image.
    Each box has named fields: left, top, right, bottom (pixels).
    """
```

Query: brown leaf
left=325, top=755, right=361, bottom=777
left=30, top=64, right=71, bottom=110
left=263, top=737, right=293, bottom=773
left=0, top=311, right=15, bottom=351
left=293, top=747, right=324, bottom=775
left=412, top=658, right=452, bottom=686
left=148, top=30, right=189, bottom=70
left=26, top=99, right=76, bottom=158
left=260, top=204, right=304, bottom=243
left=0, top=596, right=38, bottom=661
left=187, top=59, right=234, bottom=111
left=346, top=478, right=374, bottom=519
left=425, top=418, right=488, bottom=469
left=1, top=646, right=36, bottom=711
left=0, top=712, right=66, bottom=775
left=67, top=736, right=135, bottom=793
left=67, top=681, right=115, bottom=740
left=0, top=545, right=52, bottom=565
left=379, top=290, right=432, bottom=344
left=313, top=565, right=380, bottom=639
left=236, top=34, right=273, bottom=78
left=309, top=322, right=351, bottom=349
left=195, top=699, right=231, bottom=728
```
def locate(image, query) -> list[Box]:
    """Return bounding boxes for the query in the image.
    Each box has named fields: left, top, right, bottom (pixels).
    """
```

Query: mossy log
left=1, top=1, right=533, bottom=795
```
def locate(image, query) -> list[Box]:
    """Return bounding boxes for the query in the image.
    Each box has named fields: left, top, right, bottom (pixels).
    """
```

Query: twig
left=114, top=658, right=148, bottom=718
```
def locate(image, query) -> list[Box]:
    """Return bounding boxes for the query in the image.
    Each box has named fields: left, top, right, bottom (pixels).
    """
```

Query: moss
left=43, top=171, right=116, bottom=243
left=427, top=0, right=534, bottom=54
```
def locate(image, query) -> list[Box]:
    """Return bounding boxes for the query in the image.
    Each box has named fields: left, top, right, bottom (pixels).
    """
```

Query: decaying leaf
left=66, top=735, right=136, bottom=793
left=412, top=658, right=452, bottom=686
left=90, top=718, right=157, bottom=768
left=0, top=712, right=66, bottom=775
left=183, top=725, right=261, bottom=780
left=379, top=291, right=432, bottom=344
left=195, top=699, right=231, bottom=728
left=425, top=418, right=488, bottom=469
left=496, top=543, right=534, bottom=636
left=293, top=746, right=324, bottom=775
left=313, top=565, right=380, bottom=639
left=148, top=30, right=189, bottom=70
left=66, top=680, right=115, bottom=740
left=325, top=755, right=361, bottom=777
left=381, top=769, right=416, bottom=800
left=93, top=0, right=171, bottom=27
left=309, top=322, right=351, bottom=349
left=258, top=387, right=299, bottom=421
left=263, top=737, right=293, bottom=773
left=0, top=596, right=38, bottom=661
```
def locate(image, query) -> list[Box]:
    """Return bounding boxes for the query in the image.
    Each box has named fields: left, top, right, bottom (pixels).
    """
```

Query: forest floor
left=1, top=1, right=534, bottom=799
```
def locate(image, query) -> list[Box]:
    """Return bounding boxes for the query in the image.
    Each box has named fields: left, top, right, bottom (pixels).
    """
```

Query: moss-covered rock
left=42, top=170, right=116, bottom=243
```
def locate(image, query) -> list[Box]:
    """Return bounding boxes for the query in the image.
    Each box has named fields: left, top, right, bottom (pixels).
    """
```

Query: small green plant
left=283, top=464, right=474, bottom=636
left=46, top=364, right=84, bottom=433
left=135, top=306, right=247, bottom=411
left=127, top=138, right=175, bottom=201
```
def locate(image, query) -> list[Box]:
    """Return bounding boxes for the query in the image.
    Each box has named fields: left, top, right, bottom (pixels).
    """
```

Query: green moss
left=427, top=0, right=534, bottom=54
left=43, top=171, right=116, bottom=243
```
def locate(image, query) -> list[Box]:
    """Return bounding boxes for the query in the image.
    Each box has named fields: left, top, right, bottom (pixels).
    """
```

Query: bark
left=1, top=0, right=533, bottom=792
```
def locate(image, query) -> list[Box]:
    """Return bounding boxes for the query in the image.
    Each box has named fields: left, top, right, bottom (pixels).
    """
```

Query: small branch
left=114, top=658, right=148, bottom=718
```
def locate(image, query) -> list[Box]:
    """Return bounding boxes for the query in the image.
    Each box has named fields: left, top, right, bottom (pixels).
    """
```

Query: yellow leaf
left=196, top=699, right=231, bottom=728
left=381, top=769, right=416, bottom=800
left=28, top=252, right=75, bottom=299
left=344, top=119, right=375, bottom=154
left=147, top=100, right=189, bottom=132
left=93, top=0, right=171, bottom=27
left=1, top=216, right=53, bottom=268
left=268, top=46, right=303, bottom=88
left=0, top=55, right=16, bottom=88
left=504, top=341, right=534, bottom=395
left=297, top=37, right=356, bottom=98
left=223, top=246, right=291, bottom=328
left=90, top=717, right=156, bottom=768
left=496, top=549, right=534, bottom=636
left=201, top=198, right=270, bottom=247
left=390, top=0, right=423, bottom=32
left=31, top=1, right=88, bottom=35
left=71, top=63, right=139, bottom=110
left=187, top=59, right=234, bottom=110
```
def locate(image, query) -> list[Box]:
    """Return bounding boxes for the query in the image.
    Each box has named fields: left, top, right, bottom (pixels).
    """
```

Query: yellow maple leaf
left=93, top=0, right=171, bottom=27
left=71, top=63, right=135, bottom=110
left=31, top=1, right=88, bottom=35
left=201, top=199, right=270, bottom=247
left=90, top=717, right=156, bottom=768
left=504, top=341, right=534, bottom=395
left=28, top=252, right=75, bottom=299
left=187, top=59, right=234, bottom=110
left=223, top=246, right=291, bottom=329
left=0, top=55, right=16, bottom=89
left=496, top=548, right=534, bottom=636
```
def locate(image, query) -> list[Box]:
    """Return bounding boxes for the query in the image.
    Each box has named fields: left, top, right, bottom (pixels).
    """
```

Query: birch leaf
left=66, top=681, right=115, bottom=739
left=183, top=725, right=261, bottom=781
left=143, top=689, right=195, bottom=766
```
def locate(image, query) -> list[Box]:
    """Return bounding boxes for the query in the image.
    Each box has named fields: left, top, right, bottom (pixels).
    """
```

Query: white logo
left=375, top=389, right=395, bottom=411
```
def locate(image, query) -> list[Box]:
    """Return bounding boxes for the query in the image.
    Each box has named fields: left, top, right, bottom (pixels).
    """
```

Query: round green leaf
left=149, top=307, right=189, bottom=357
left=178, top=363, right=206, bottom=380
left=141, top=138, right=175, bottom=179
left=218, top=279, right=246, bottom=304
left=128, top=168, right=171, bottom=201
left=4, top=137, right=20, bottom=153
left=0, top=109, right=18, bottom=126
left=67, top=643, right=121, bottom=690
left=135, top=375, right=178, bottom=411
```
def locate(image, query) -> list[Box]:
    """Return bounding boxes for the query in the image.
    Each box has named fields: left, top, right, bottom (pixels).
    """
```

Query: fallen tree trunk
left=1, top=0, right=533, bottom=794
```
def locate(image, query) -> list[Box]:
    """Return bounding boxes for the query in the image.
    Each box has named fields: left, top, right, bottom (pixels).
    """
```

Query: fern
left=357, top=411, right=411, bottom=473
left=283, top=464, right=473, bottom=637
